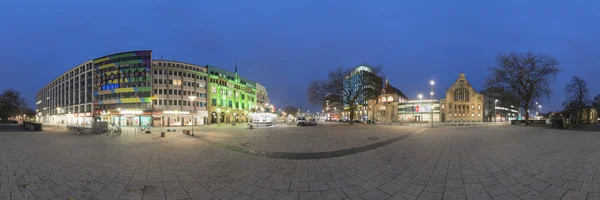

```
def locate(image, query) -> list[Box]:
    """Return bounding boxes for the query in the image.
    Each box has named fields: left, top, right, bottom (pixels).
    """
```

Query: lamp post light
left=189, top=96, right=197, bottom=135
left=539, top=105, right=542, bottom=119
left=418, top=94, right=423, bottom=126
left=430, top=80, right=435, bottom=127
left=494, top=99, right=498, bottom=122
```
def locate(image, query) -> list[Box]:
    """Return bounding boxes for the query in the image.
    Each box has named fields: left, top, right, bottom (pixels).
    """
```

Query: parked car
left=297, top=117, right=307, bottom=126
left=308, top=118, right=317, bottom=126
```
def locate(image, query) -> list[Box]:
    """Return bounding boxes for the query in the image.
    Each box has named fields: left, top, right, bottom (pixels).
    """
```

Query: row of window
left=153, top=69, right=208, bottom=79
left=152, top=79, right=205, bottom=88
left=211, top=98, right=248, bottom=109
left=153, top=89, right=207, bottom=97
left=153, top=62, right=204, bottom=72
left=96, top=63, right=151, bottom=74
left=95, top=56, right=151, bottom=67
left=97, top=81, right=151, bottom=91
left=153, top=99, right=205, bottom=107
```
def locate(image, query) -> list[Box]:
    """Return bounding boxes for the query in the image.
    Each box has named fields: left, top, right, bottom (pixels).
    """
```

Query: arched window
left=454, top=88, right=469, bottom=101
left=387, top=96, right=393, bottom=102
left=381, top=97, right=386, bottom=102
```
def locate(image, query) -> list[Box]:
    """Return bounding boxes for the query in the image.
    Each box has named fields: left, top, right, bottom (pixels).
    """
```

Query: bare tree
left=282, top=105, right=300, bottom=117
left=0, top=89, right=29, bottom=121
left=485, top=52, right=561, bottom=124
left=308, top=66, right=382, bottom=124
left=563, top=76, right=590, bottom=125
left=591, top=94, right=600, bottom=112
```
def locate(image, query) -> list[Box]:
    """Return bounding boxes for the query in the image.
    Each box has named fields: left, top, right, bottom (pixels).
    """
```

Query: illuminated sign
left=120, top=110, right=143, bottom=115
left=163, top=110, right=190, bottom=115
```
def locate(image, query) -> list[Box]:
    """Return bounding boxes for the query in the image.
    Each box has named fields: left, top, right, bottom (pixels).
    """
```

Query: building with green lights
left=36, top=50, right=266, bottom=127
left=206, top=65, right=257, bottom=124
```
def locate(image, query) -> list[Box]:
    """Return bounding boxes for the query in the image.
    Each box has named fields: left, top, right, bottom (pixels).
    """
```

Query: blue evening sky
left=1, top=0, right=598, bottom=112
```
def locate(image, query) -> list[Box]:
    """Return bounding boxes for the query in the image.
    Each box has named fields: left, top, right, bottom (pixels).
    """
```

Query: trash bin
left=161, top=132, right=165, bottom=137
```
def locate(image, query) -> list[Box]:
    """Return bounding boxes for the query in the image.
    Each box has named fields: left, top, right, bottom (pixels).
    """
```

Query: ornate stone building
left=367, top=79, right=408, bottom=123
left=440, top=73, right=484, bottom=122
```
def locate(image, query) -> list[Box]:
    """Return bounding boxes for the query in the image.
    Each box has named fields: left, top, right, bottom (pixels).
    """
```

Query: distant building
left=440, top=73, right=484, bottom=122
left=322, top=94, right=343, bottom=120
left=256, top=83, right=269, bottom=105
left=367, top=79, right=408, bottom=122
left=480, top=87, right=519, bottom=122
left=342, top=65, right=383, bottom=121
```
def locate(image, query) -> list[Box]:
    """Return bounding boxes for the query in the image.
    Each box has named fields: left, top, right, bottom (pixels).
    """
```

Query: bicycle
left=137, top=126, right=149, bottom=132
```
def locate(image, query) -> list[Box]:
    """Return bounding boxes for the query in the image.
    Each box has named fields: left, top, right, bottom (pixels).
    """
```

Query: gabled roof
left=383, top=80, right=408, bottom=100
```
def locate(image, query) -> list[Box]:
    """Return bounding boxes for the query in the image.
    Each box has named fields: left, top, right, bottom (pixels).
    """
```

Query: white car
left=308, top=119, right=317, bottom=126
left=297, top=117, right=307, bottom=126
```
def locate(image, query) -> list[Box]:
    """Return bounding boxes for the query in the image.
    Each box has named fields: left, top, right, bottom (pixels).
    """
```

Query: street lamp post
left=418, top=94, right=423, bottom=126
left=494, top=100, right=498, bottom=122
left=117, top=108, right=121, bottom=127
left=430, top=80, right=435, bottom=127
left=539, top=105, right=542, bottom=119
left=189, top=96, right=196, bottom=136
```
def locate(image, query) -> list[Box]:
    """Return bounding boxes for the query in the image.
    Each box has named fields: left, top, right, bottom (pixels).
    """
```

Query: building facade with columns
left=440, top=73, right=485, bottom=122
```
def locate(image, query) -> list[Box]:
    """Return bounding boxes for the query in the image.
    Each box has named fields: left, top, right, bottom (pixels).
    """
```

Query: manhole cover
left=241, top=143, right=254, bottom=147
left=367, top=137, right=378, bottom=140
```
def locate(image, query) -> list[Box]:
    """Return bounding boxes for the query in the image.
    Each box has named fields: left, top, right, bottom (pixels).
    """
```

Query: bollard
left=161, top=132, right=165, bottom=137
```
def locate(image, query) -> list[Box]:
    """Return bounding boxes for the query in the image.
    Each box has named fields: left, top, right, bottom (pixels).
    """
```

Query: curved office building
left=36, top=50, right=253, bottom=127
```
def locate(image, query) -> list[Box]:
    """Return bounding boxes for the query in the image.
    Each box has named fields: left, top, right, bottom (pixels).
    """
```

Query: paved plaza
left=1, top=123, right=600, bottom=200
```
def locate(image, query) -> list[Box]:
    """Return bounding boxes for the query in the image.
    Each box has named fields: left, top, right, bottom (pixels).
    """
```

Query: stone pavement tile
left=506, top=183, right=531, bottom=196
left=445, top=180, right=464, bottom=189
left=528, top=181, right=551, bottom=192
left=462, top=176, right=479, bottom=184
left=548, top=177, right=567, bottom=186
left=49, top=184, right=73, bottom=196
left=290, top=182, right=309, bottom=192
left=484, top=184, right=509, bottom=197
left=562, top=190, right=587, bottom=200
left=480, top=177, right=500, bottom=187
left=284, top=175, right=301, bottom=182
left=252, top=188, right=277, bottom=200
left=236, top=183, right=259, bottom=195
left=230, top=193, right=258, bottom=200
left=340, top=185, right=367, bottom=197
left=309, top=181, right=329, bottom=192
left=164, top=188, right=189, bottom=200
left=31, top=188, right=58, bottom=200
left=465, top=193, right=491, bottom=200
left=274, top=191, right=298, bottom=200
left=316, top=174, right=334, bottom=182
left=518, top=175, right=536, bottom=186
left=542, top=185, right=568, bottom=198
left=577, top=174, right=593, bottom=183
left=423, top=182, right=444, bottom=194
left=519, top=190, right=548, bottom=200
left=562, top=180, right=583, bottom=191
left=497, top=177, right=518, bottom=187
left=0, top=193, right=8, bottom=200
left=201, top=181, right=225, bottom=192
left=300, top=175, right=316, bottom=182
left=270, top=181, right=291, bottom=191
left=372, top=174, right=393, bottom=185
left=93, top=189, right=120, bottom=200
left=358, top=180, right=380, bottom=191
left=9, top=192, right=33, bottom=200
left=588, top=192, right=600, bottom=200
left=214, top=187, right=239, bottom=200
left=342, top=176, right=362, bottom=186
left=120, top=188, right=144, bottom=200
left=269, top=174, right=285, bottom=181
left=330, top=172, right=346, bottom=180
left=447, top=173, right=462, bottom=180
left=400, top=184, right=424, bottom=196
left=326, top=179, right=347, bottom=190
left=70, top=187, right=98, bottom=200
left=389, top=192, right=417, bottom=200
left=361, top=189, right=389, bottom=200
left=350, top=196, right=366, bottom=200
left=187, top=188, right=216, bottom=200
left=299, top=192, right=322, bottom=200
left=492, top=193, right=519, bottom=200
left=181, top=181, right=204, bottom=193
left=582, top=182, right=600, bottom=192
left=34, top=179, right=56, bottom=190
left=379, top=182, right=403, bottom=195
left=254, top=179, right=274, bottom=188
left=0, top=183, right=19, bottom=193
left=429, top=175, right=446, bottom=183
left=321, top=189, right=347, bottom=200
left=443, top=188, right=466, bottom=200
left=464, top=183, right=485, bottom=194
left=416, top=192, right=442, bottom=200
